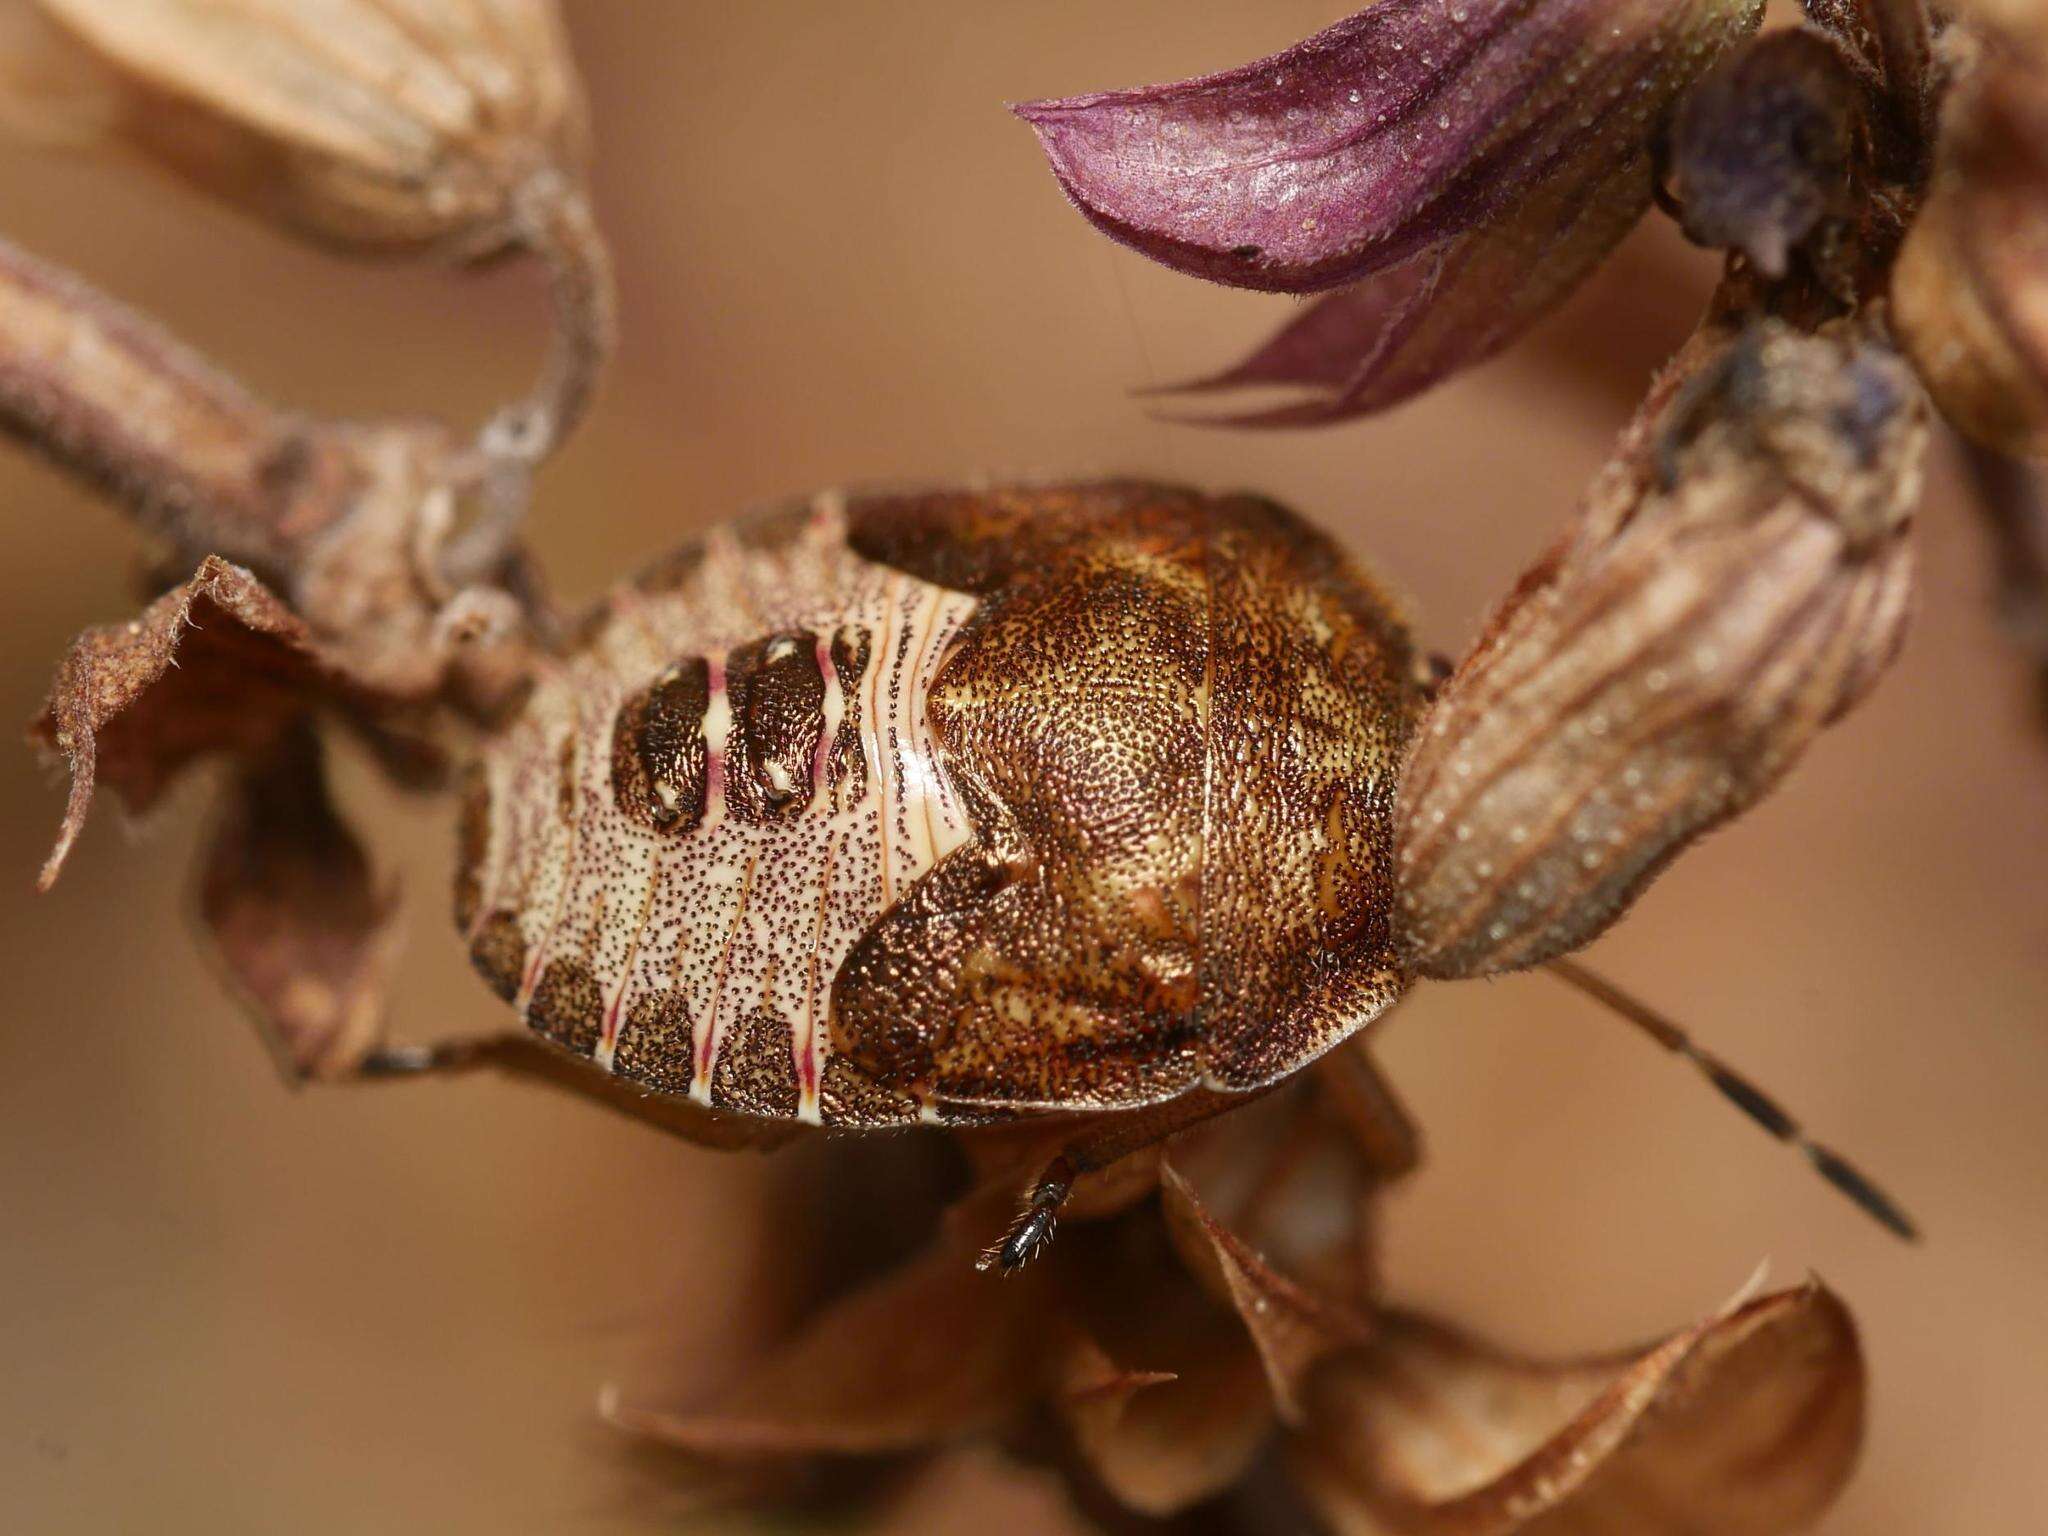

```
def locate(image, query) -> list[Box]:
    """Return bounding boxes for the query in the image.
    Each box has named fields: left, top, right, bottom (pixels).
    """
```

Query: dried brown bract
left=1893, top=16, right=2048, bottom=458
left=28, top=555, right=440, bottom=888
left=1397, top=314, right=1925, bottom=979
left=611, top=1049, right=1866, bottom=1536
left=24, top=552, right=452, bottom=1074
left=199, top=721, right=403, bottom=1082
left=0, top=0, right=613, bottom=466
left=3, top=8, right=573, bottom=1081
left=1801, top=0, right=1940, bottom=156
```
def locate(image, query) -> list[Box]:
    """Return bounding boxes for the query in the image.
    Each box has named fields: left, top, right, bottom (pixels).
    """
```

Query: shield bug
left=458, top=482, right=1413, bottom=1145
left=446, top=458, right=1919, bottom=1269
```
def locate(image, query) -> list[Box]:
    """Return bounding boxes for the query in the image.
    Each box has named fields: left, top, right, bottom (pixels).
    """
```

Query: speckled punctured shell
left=458, top=483, right=1420, bottom=1130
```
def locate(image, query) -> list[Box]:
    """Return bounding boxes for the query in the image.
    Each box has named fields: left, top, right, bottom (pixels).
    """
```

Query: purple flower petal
left=1156, top=136, right=1653, bottom=427
left=1018, top=0, right=1764, bottom=295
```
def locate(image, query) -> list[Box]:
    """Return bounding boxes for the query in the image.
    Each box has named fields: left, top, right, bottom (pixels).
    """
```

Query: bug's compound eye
left=611, top=658, right=711, bottom=834
left=726, top=630, right=827, bottom=822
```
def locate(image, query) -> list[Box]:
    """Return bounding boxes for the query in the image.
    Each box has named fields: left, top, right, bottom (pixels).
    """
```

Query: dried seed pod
left=0, top=0, right=614, bottom=480
left=1396, top=317, right=1927, bottom=979
left=1892, top=40, right=2048, bottom=458
left=2, top=0, right=588, bottom=255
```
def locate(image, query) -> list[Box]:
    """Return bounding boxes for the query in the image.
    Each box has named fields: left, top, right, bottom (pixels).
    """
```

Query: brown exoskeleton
left=447, top=423, right=1920, bottom=1272
left=5, top=0, right=1924, bottom=1284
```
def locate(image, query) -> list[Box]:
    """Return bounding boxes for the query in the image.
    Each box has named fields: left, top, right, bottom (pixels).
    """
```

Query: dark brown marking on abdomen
left=612, top=990, right=695, bottom=1094
left=530, top=956, right=603, bottom=1054
left=726, top=630, right=826, bottom=823
left=555, top=735, right=580, bottom=822
left=471, top=911, right=527, bottom=1003
left=710, top=1010, right=801, bottom=1118
left=818, top=1055, right=923, bottom=1127
left=611, top=659, right=711, bottom=834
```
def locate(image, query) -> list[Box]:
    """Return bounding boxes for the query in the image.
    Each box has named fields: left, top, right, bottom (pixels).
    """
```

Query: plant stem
left=0, top=234, right=358, bottom=575
left=1865, top=0, right=1938, bottom=156
left=480, top=174, right=617, bottom=469
left=443, top=174, right=617, bottom=585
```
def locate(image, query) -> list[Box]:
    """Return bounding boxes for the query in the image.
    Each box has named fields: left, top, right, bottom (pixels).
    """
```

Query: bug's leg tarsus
left=977, top=1156, right=1076, bottom=1275
left=355, top=1042, right=475, bottom=1076
left=971, top=1086, right=1267, bottom=1274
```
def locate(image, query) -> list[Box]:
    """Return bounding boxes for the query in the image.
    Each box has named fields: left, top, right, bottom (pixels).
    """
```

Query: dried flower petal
left=1159, top=1161, right=1374, bottom=1422
left=1019, top=0, right=1762, bottom=296
left=1893, top=41, right=2048, bottom=458
left=1312, top=1039, right=1422, bottom=1186
left=1292, top=1280, right=1863, bottom=1535
left=198, top=722, right=401, bottom=1082
left=1397, top=316, right=1926, bottom=978
left=29, top=561, right=360, bottom=888
left=607, top=1209, right=1041, bottom=1458
left=1151, top=1056, right=1408, bottom=1307
left=3, top=0, right=587, bottom=254
left=1050, top=1270, right=1274, bottom=1515
left=1154, top=133, right=1651, bottom=426
left=27, top=556, right=430, bottom=891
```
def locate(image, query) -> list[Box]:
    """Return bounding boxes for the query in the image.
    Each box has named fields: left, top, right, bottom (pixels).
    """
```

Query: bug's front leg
left=979, top=1086, right=1264, bottom=1273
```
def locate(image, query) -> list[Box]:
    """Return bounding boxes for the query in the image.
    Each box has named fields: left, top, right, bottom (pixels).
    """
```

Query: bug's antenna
left=1546, top=957, right=1920, bottom=1242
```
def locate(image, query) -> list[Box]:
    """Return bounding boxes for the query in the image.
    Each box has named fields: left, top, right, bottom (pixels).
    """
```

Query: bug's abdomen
left=458, top=493, right=980, bottom=1127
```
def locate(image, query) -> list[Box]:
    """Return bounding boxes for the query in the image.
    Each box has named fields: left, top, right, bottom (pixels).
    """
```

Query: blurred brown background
left=3, top=4, right=2044, bottom=1532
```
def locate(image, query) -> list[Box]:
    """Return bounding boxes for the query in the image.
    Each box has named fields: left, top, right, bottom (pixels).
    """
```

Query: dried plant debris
left=1893, top=12, right=2048, bottom=458
left=0, top=233, right=546, bottom=701
left=198, top=721, right=403, bottom=1082
left=0, top=0, right=587, bottom=254
left=28, top=556, right=437, bottom=891
left=616, top=1052, right=1866, bottom=1535
left=1801, top=0, right=1939, bottom=152
left=1290, top=1282, right=1863, bottom=1536
left=1396, top=314, right=1926, bottom=978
